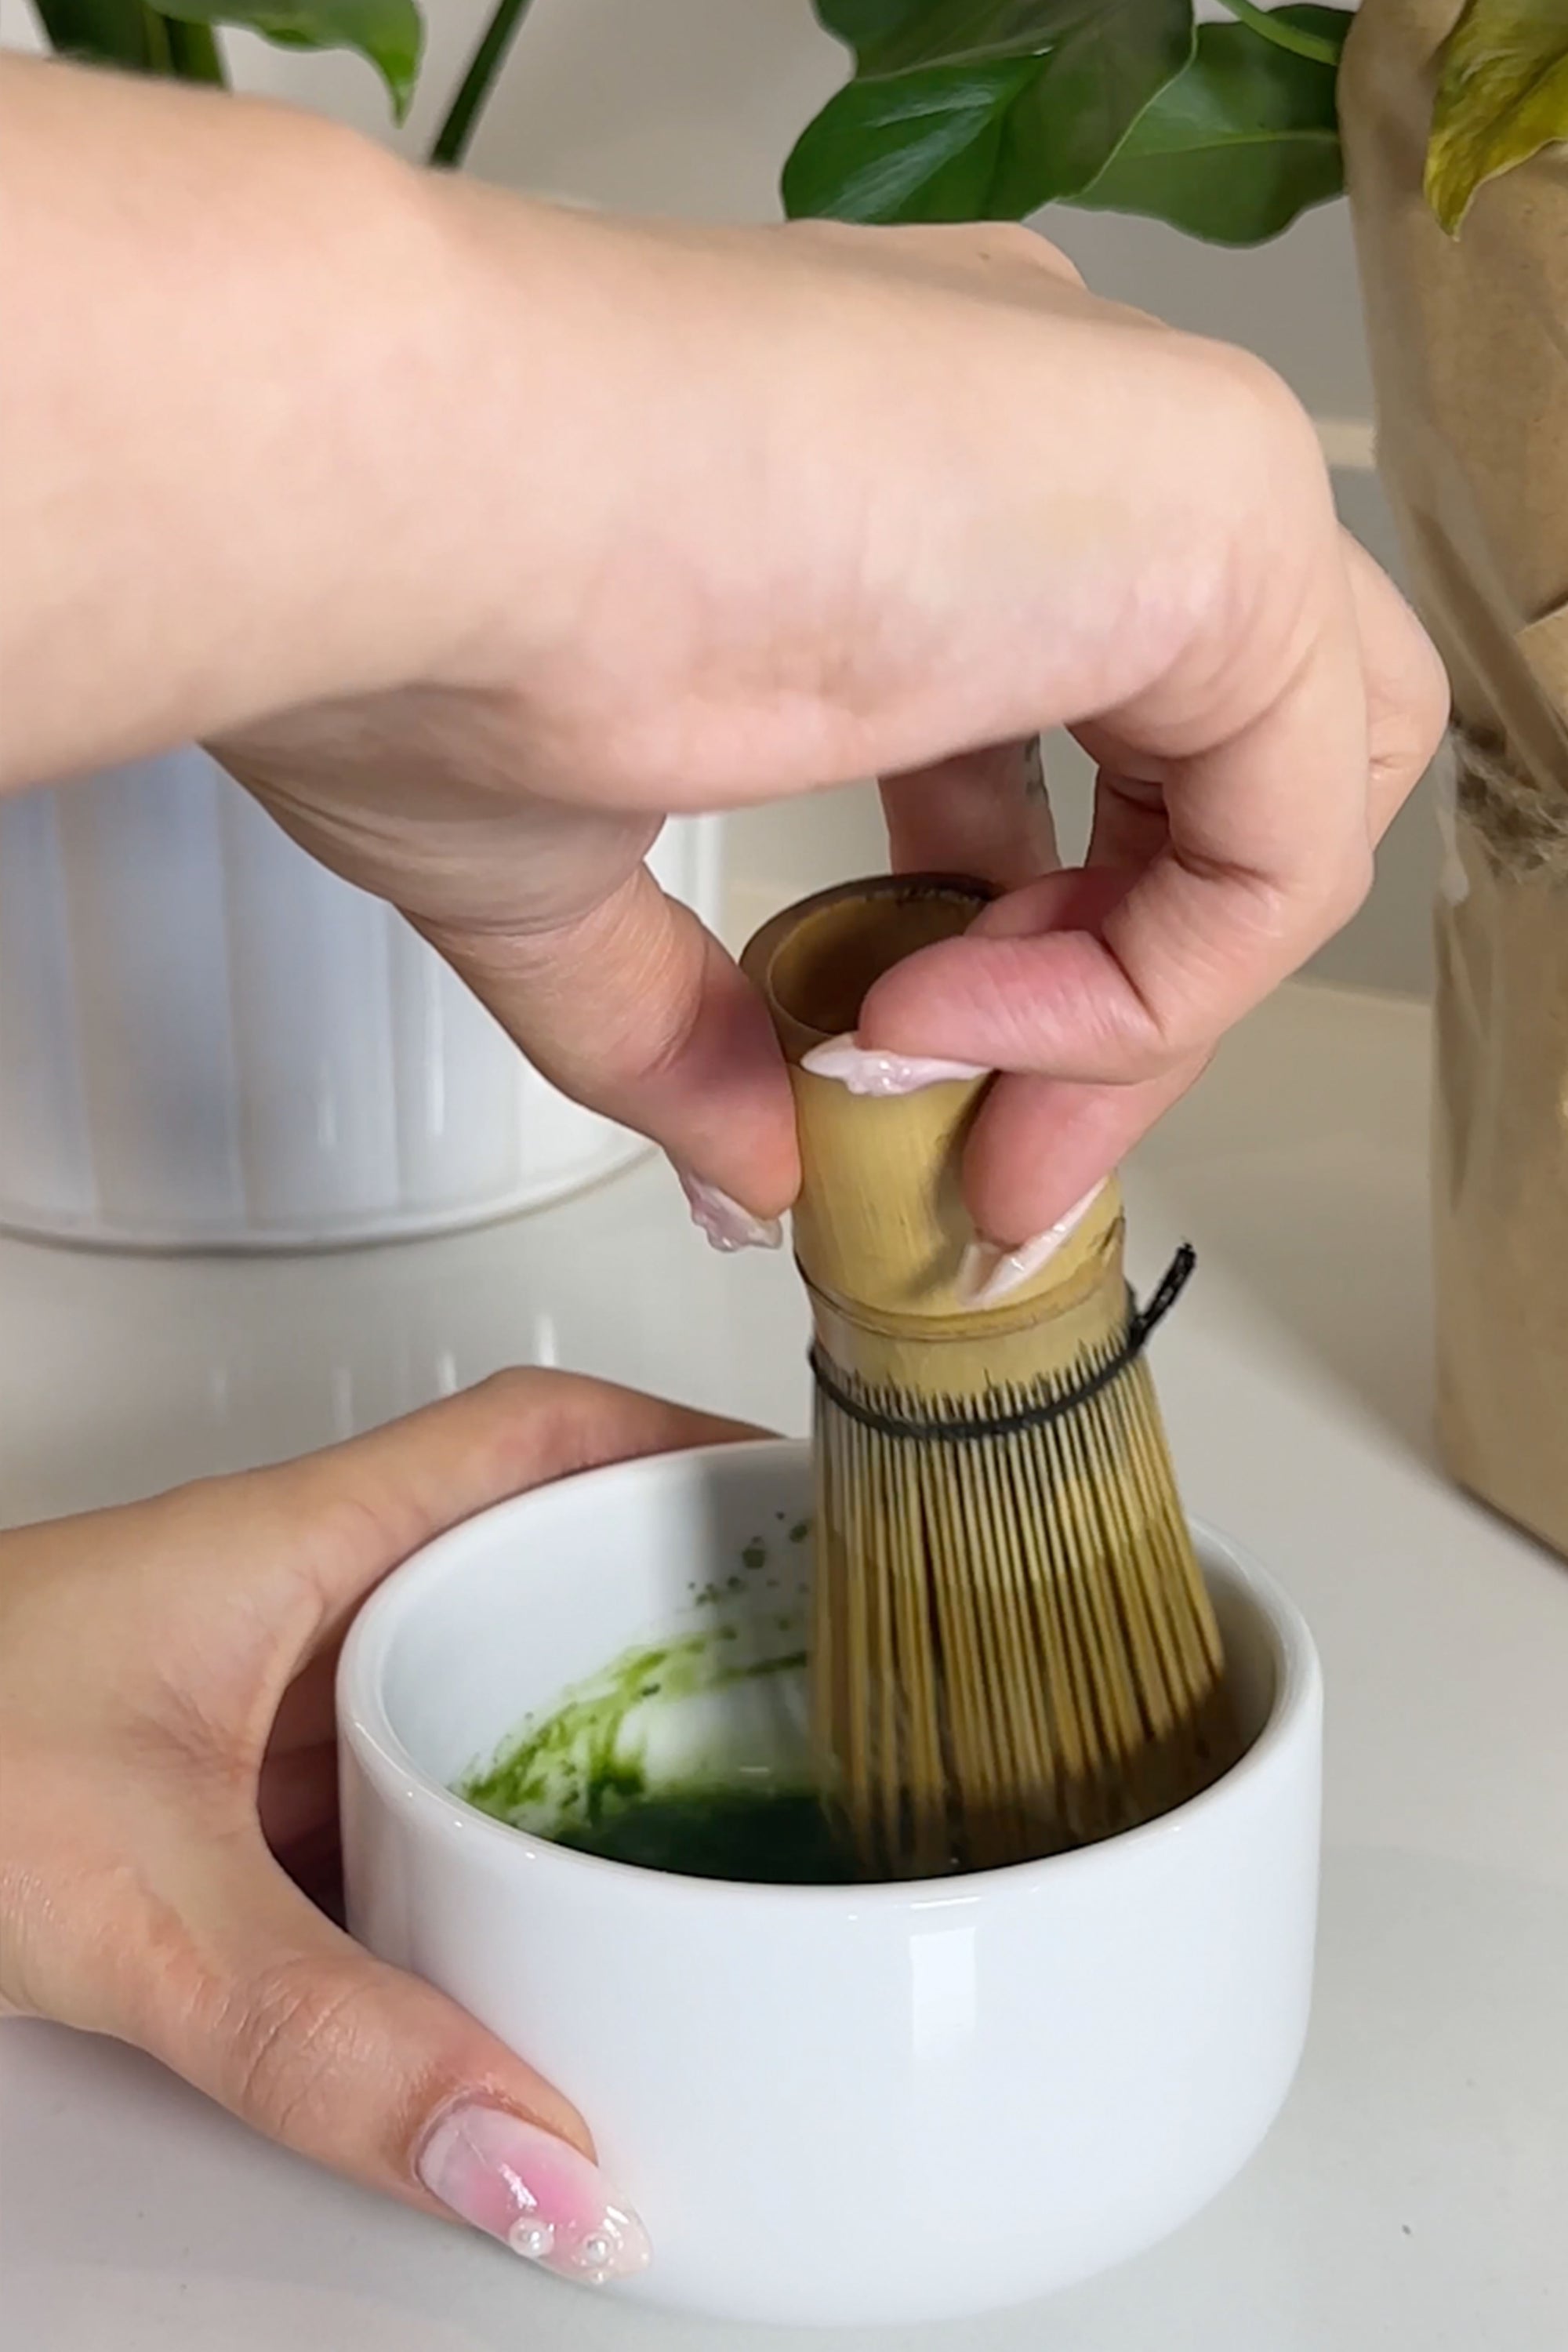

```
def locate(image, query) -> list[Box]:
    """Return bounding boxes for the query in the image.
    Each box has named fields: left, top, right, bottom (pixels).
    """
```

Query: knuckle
left=586, top=960, right=706, bottom=1101
left=1116, top=1021, right=1197, bottom=1085
left=1324, top=844, right=1376, bottom=931
left=815, top=218, right=1083, bottom=289
left=303, top=1489, right=412, bottom=1584
left=464, top=1367, right=612, bottom=1493
left=223, top=1955, right=372, bottom=2143
left=1082, top=970, right=1195, bottom=1084
left=973, top=219, right=1062, bottom=270
left=1192, top=341, right=1327, bottom=501
left=1384, top=634, right=1451, bottom=785
left=468, top=1364, right=549, bottom=1414
left=1212, top=341, right=1312, bottom=438
left=466, top=1365, right=582, bottom=1469
left=1137, top=1037, right=1185, bottom=1083
left=1020, top=228, right=1085, bottom=287
left=936, top=219, right=1087, bottom=286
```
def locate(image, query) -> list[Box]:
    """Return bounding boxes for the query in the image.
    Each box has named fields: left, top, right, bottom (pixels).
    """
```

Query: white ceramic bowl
left=339, top=1439, right=1322, bottom=2329
left=0, top=748, right=722, bottom=1248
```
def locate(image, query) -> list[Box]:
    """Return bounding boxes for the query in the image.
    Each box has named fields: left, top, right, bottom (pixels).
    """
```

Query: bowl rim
left=338, top=1436, right=1321, bottom=1915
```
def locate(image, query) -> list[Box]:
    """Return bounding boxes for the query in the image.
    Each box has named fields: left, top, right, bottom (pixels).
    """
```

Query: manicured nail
left=802, top=1032, right=987, bottom=1097
left=417, top=2102, right=652, bottom=2285
left=956, top=1185, right=1105, bottom=1308
left=677, top=1171, right=783, bottom=1254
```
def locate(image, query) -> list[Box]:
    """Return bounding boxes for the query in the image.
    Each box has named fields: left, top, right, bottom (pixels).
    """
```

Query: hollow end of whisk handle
left=739, top=873, right=994, bottom=1066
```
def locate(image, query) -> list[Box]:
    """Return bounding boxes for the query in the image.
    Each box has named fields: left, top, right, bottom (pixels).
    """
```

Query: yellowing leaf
left=1425, top=0, right=1568, bottom=235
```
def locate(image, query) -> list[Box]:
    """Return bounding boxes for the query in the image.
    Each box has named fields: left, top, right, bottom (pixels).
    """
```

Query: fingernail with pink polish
left=802, top=1033, right=987, bottom=1098
left=677, top=1171, right=783, bottom=1254
left=417, top=2102, right=652, bottom=2286
left=956, top=1185, right=1105, bottom=1309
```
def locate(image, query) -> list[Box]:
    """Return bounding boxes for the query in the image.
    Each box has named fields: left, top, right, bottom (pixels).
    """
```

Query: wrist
left=391, top=172, right=636, bottom=701
left=0, top=61, right=477, bottom=783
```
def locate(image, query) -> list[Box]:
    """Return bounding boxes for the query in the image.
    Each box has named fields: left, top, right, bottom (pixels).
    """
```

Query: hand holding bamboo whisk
left=741, top=874, right=1236, bottom=1880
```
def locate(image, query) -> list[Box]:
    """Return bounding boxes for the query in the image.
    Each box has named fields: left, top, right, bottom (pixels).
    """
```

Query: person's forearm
left=0, top=56, right=478, bottom=789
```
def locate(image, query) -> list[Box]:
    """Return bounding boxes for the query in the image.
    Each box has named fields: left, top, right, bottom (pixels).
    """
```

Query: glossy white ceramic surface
left=0, top=748, right=722, bottom=1247
left=339, top=1439, right=1323, bottom=2328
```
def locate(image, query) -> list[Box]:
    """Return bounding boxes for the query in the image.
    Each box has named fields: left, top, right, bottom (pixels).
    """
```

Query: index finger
left=858, top=525, right=1445, bottom=1087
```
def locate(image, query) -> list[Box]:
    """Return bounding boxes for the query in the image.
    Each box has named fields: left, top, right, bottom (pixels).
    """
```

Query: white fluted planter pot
left=0, top=747, right=721, bottom=1250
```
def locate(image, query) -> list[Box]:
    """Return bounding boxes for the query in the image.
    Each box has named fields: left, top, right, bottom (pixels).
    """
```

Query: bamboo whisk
left=742, top=875, right=1236, bottom=1880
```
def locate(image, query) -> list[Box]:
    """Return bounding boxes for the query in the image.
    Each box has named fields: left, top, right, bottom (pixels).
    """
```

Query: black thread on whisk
left=808, top=1243, right=1196, bottom=1445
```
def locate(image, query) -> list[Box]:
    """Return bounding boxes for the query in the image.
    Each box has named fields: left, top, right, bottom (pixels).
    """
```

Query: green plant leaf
left=786, top=0, right=1195, bottom=222
left=31, top=0, right=162, bottom=70
left=784, top=57, right=1044, bottom=220
left=1425, top=0, right=1568, bottom=236
left=847, top=0, right=1181, bottom=78
left=155, top=0, right=423, bottom=116
left=1073, top=8, right=1349, bottom=244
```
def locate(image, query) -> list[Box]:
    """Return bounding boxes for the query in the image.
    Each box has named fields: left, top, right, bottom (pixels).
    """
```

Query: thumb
left=164, top=1842, right=652, bottom=2285
left=419, top=863, right=799, bottom=1232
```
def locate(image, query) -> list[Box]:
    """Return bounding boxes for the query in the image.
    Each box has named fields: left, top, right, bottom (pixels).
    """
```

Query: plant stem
left=34, top=0, right=223, bottom=79
left=31, top=0, right=155, bottom=70
left=1220, top=0, right=1343, bottom=68
left=140, top=2, right=172, bottom=70
left=160, top=15, right=227, bottom=82
left=429, top=0, right=537, bottom=170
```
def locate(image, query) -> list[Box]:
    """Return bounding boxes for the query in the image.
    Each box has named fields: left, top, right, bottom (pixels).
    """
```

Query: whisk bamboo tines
left=742, top=875, right=1238, bottom=1881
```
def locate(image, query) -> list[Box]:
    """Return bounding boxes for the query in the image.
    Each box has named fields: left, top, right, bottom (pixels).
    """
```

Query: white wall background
left=3, top=0, right=1435, bottom=996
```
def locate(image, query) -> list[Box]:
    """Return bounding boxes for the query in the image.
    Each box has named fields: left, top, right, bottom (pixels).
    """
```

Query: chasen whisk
left=742, top=874, right=1237, bottom=1880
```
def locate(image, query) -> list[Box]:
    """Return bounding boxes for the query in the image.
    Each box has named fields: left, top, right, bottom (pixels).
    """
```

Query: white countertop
left=3, top=978, right=1566, bottom=2350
